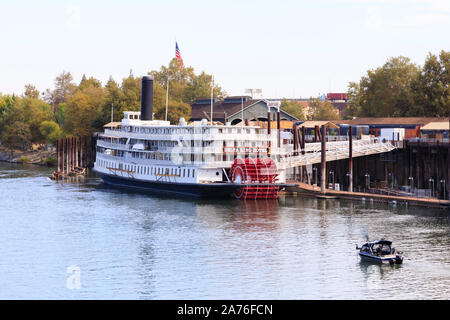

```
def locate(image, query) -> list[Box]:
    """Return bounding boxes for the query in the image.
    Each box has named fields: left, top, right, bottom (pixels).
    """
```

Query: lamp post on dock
left=440, top=180, right=446, bottom=200
left=388, top=172, right=394, bottom=189
left=329, top=170, right=334, bottom=190
left=408, top=177, right=414, bottom=195
left=313, top=167, right=318, bottom=186
left=365, top=173, right=370, bottom=192
left=429, top=178, right=434, bottom=198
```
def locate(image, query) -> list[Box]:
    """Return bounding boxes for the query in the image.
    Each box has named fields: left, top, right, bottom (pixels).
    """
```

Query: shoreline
left=0, top=147, right=57, bottom=167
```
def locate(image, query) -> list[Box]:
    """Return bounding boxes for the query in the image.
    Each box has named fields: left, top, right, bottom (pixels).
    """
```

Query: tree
left=351, top=56, right=420, bottom=117
left=411, top=50, right=449, bottom=117
left=40, top=120, right=63, bottom=145
left=279, top=99, right=305, bottom=120
left=183, top=71, right=226, bottom=104
left=148, top=58, right=225, bottom=123
left=309, top=97, right=340, bottom=120
left=44, top=71, right=76, bottom=113
left=2, top=122, right=32, bottom=151
left=23, top=84, right=40, bottom=99
left=344, top=82, right=362, bottom=119
left=64, top=79, right=104, bottom=135
left=154, top=98, right=191, bottom=124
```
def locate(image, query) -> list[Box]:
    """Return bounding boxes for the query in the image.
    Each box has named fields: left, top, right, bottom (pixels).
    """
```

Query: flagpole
left=210, top=75, right=214, bottom=125
left=241, top=96, right=244, bottom=127
left=165, top=77, right=169, bottom=122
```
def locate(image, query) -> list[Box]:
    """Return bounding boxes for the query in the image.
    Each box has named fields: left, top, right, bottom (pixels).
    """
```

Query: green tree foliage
left=23, top=84, right=40, bottom=99
left=344, top=82, right=361, bottom=119
left=0, top=95, right=52, bottom=144
left=154, top=98, right=191, bottom=124
left=309, top=97, right=340, bottom=120
left=2, top=122, right=32, bottom=151
left=44, top=71, right=76, bottom=113
left=64, top=78, right=105, bottom=136
left=410, top=50, right=450, bottom=117
left=55, top=103, right=67, bottom=126
left=39, top=120, right=62, bottom=145
left=1, top=61, right=226, bottom=149
left=347, top=52, right=449, bottom=117
left=183, top=71, right=225, bottom=104
left=149, top=58, right=225, bottom=122
left=0, top=94, right=16, bottom=121
left=279, top=99, right=305, bottom=120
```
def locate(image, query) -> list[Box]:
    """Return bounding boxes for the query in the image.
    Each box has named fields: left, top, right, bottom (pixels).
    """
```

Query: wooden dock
left=285, top=181, right=450, bottom=209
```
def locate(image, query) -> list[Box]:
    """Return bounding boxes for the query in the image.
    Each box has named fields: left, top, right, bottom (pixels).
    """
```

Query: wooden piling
left=75, top=136, right=79, bottom=168
left=277, top=109, right=281, bottom=149
left=80, top=136, right=83, bottom=168
left=65, top=138, right=69, bottom=174
left=349, top=125, right=353, bottom=192
left=72, top=136, right=75, bottom=171
left=57, top=139, right=60, bottom=173
left=321, top=125, right=326, bottom=193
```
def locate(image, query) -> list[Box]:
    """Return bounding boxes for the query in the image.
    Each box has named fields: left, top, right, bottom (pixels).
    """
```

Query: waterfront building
left=190, top=96, right=298, bottom=125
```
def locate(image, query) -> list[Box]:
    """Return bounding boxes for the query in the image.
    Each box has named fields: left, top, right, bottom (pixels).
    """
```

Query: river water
left=0, top=162, right=449, bottom=299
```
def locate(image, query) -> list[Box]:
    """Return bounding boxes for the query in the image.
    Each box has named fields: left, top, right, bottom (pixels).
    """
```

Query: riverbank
left=0, top=146, right=56, bottom=166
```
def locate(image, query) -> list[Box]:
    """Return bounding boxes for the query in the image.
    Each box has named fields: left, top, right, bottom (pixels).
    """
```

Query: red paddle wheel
left=229, top=158, right=279, bottom=199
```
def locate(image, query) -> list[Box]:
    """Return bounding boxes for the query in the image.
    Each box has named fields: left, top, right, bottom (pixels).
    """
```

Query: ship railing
left=103, top=129, right=280, bottom=143
left=278, top=139, right=396, bottom=169
left=97, top=140, right=131, bottom=150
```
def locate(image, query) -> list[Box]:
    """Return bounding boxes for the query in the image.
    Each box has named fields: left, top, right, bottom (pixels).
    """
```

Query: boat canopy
left=367, top=240, right=392, bottom=246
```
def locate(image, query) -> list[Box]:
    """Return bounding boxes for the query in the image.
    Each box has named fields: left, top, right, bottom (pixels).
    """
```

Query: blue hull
left=95, top=171, right=241, bottom=198
left=359, top=252, right=403, bottom=264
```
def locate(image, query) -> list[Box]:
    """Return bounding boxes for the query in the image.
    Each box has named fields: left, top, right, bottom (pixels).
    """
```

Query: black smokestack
left=141, top=76, right=153, bottom=121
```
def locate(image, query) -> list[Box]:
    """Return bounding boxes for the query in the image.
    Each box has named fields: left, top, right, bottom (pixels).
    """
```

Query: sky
left=0, top=0, right=449, bottom=99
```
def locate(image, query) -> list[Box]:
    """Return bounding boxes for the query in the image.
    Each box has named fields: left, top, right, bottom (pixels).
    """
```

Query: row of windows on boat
left=115, top=126, right=257, bottom=135
left=98, top=148, right=220, bottom=162
left=99, top=138, right=214, bottom=148
left=98, top=138, right=266, bottom=149
left=97, top=148, right=268, bottom=162
left=97, top=159, right=196, bottom=178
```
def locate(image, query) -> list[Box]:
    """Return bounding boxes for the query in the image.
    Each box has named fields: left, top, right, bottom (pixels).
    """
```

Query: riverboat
left=93, top=76, right=287, bottom=199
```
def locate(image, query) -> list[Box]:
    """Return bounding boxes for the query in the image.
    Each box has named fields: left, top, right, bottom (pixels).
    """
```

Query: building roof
left=420, top=122, right=449, bottom=131
left=327, top=93, right=348, bottom=100
left=247, top=120, right=295, bottom=129
left=190, top=98, right=298, bottom=121
left=335, top=117, right=449, bottom=126
left=103, top=122, right=121, bottom=128
left=190, top=99, right=263, bottom=120
left=297, top=121, right=339, bottom=129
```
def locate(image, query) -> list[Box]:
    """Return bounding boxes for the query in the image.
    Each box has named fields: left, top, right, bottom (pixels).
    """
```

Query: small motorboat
left=356, top=239, right=404, bottom=265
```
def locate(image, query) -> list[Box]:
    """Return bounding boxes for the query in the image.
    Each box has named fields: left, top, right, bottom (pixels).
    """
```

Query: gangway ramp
left=278, top=138, right=395, bottom=169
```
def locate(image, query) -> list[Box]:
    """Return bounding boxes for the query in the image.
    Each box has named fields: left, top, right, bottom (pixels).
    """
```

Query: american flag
left=175, top=42, right=183, bottom=67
